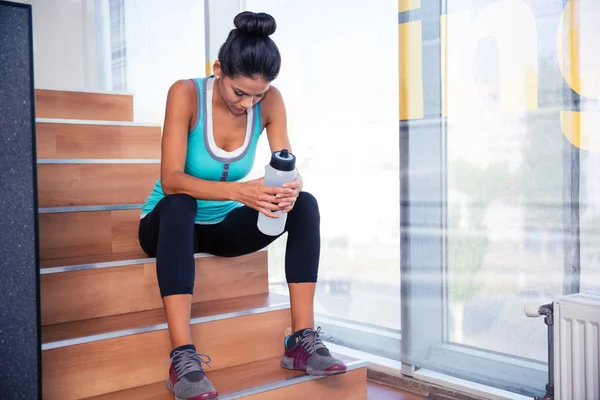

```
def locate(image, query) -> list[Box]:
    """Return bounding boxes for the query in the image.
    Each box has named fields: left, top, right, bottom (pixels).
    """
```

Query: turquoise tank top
left=141, top=76, right=263, bottom=224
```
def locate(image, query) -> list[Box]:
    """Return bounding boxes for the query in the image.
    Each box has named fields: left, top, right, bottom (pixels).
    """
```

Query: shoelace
left=167, top=350, right=213, bottom=377
left=298, top=327, right=327, bottom=355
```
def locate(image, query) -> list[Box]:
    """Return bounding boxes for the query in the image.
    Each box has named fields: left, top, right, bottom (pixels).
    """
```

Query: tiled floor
left=368, top=381, right=427, bottom=400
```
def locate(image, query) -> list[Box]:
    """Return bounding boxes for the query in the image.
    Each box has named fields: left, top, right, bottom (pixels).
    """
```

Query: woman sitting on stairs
left=138, top=10, right=347, bottom=400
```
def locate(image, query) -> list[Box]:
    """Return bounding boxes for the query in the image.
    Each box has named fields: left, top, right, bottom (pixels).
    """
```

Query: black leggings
left=138, top=191, right=320, bottom=297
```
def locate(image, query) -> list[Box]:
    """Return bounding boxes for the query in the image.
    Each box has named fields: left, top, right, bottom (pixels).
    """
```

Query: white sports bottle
left=257, top=149, right=297, bottom=236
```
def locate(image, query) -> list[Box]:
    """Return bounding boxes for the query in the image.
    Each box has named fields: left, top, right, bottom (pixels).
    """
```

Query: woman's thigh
left=196, top=205, right=282, bottom=257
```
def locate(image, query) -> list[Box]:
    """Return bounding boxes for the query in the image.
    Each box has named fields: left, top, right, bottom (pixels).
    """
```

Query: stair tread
left=36, top=117, right=159, bottom=127
left=42, top=293, right=289, bottom=345
left=85, top=354, right=364, bottom=399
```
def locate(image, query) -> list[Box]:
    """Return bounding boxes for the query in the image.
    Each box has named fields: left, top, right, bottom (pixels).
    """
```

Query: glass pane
left=244, top=0, right=401, bottom=338
left=445, top=0, right=575, bottom=363
left=575, top=0, right=600, bottom=293
left=401, top=0, right=598, bottom=396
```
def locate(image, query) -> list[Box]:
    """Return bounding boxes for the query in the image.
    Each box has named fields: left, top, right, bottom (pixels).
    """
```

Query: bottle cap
left=270, top=149, right=296, bottom=171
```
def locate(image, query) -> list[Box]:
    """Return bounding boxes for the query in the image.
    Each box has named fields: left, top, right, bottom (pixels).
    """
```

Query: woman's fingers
left=282, top=177, right=300, bottom=189
left=257, top=204, right=281, bottom=218
left=276, top=192, right=294, bottom=199
left=264, top=185, right=293, bottom=196
left=259, top=193, right=279, bottom=204
left=258, top=201, right=281, bottom=212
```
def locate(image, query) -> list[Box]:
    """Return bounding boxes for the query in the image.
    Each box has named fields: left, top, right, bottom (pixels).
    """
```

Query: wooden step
left=37, top=163, right=158, bottom=207
left=42, top=293, right=291, bottom=400
left=36, top=119, right=162, bottom=159
left=85, top=355, right=368, bottom=400
left=40, top=251, right=268, bottom=325
left=39, top=209, right=141, bottom=260
left=35, top=89, right=134, bottom=121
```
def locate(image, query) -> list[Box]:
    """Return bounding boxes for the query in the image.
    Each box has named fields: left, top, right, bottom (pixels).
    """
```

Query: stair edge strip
left=37, top=159, right=161, bottom=164
left=219, top=359, right=370, bottom=400
left=41, top=301, right=290, bottom=351
left=39, top=204, right=143, bottom=214
left=36, top=117, right=160, bottom=127
left=40, top=248, right=268, bottom=274
left=35, top=87, right=134, bottom=96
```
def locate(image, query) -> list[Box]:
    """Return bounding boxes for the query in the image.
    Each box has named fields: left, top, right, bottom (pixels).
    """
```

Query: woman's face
left=217, top=73, right=271, bottom=115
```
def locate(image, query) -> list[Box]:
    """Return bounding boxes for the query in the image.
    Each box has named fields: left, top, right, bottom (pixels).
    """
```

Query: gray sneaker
left=281, top=327, right=347, bottom=376
left=167, top=348, right=218, bottom=400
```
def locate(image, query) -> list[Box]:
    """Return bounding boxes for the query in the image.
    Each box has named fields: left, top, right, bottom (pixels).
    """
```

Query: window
left=400, top=0, right=600, bottom=397
left=109, top=0, right=127, bottom=91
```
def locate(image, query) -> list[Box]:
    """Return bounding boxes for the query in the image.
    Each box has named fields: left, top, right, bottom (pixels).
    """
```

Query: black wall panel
left=0, top=1, right=41, bottom=399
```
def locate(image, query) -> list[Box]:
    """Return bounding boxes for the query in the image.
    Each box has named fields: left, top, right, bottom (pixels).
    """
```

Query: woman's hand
left=277, top=174, right=303, bottom=213
left=237, top=178, right=294, bottom=218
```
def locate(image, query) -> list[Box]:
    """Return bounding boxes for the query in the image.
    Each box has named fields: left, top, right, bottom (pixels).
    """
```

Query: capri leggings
left=138, top=191, right=320, bottom=297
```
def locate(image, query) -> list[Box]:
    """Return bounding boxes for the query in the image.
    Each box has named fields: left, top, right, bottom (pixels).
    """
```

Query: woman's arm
left=263, top=86, right=293, bottom=155
left=262, top=86, right=304, bottom=210
left=159, top=79, right=240, bottom=200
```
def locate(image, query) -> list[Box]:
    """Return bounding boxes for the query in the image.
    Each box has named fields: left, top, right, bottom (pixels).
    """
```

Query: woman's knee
left=287, top=191, right=320, bottom=226
left=159, top=193, right=197, bottom=216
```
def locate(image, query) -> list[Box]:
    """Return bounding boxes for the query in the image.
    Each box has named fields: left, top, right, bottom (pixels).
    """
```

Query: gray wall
left=0, top=1, right=41, bottom=399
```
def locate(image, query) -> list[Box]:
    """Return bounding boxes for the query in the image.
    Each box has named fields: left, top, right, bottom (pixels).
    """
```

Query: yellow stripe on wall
left=205, top=60, right=216, bottom=77
left=561, top=111, right=600, bottom=151
left=558, top=0, right=582, bottom=97
left=525, top=65, right=538, bottom=111
left=398, top=0, right=421, bottom=12
left=399, top=21, right=424, bottom=120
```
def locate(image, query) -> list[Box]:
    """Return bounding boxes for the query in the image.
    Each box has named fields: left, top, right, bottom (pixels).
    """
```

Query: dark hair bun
left=234, top=11, right=276, bottom=37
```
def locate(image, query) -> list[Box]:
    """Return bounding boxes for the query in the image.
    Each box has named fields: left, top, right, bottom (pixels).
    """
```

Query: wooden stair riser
left=40, top=252, right=268, bottom=325
left=37, top=163, right=158, bottom=207
left=39, top=210, right=140, bottom=260
left=241, top=368, right=368, bottom=400
left=35, top=89, right=134, bottom=121
left=42, top=310, right=291, bottom=400
left=37, top=122, right=161, bottom=159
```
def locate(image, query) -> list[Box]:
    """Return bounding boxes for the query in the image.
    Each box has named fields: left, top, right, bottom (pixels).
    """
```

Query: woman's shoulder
left=261, top=85, right=285, bottom=122
left=165, top=78, right=203, bottom=112
left=263, top=85, right=283, bottom=104
left=168, top=78, right=199, bottom=98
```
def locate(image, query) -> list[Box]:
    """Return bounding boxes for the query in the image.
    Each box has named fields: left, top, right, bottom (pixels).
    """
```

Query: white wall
left=122, top=0, right=206, bottom=123
left=16, top=0, right=99, bottom=91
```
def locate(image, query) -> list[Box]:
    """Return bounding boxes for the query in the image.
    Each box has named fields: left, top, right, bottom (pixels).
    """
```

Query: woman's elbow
left=160, top=172, right=178, bottom=195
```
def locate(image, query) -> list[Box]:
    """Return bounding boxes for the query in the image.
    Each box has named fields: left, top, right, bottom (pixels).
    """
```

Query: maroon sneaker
left=280, top=327, right=347, bottom=376
left=167, top=347, right=218, bottom=400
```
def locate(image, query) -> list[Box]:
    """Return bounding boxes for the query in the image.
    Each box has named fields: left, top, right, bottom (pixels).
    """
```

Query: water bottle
left=257, top=149, right=297, bottom=236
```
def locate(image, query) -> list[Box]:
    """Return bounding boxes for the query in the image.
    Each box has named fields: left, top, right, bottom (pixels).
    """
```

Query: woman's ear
left=212, top=60, right=222, bottom=79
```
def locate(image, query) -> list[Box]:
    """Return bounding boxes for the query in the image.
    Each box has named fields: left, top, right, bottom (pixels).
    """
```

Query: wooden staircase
left=35, top=89, right=369, bottom=399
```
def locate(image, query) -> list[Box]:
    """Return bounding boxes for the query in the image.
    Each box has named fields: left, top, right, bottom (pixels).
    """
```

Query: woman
left=138, top=11, right=347, bottom=400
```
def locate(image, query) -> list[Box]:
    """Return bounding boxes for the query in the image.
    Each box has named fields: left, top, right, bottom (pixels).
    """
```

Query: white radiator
left=554, top=290, right=600, bottom=400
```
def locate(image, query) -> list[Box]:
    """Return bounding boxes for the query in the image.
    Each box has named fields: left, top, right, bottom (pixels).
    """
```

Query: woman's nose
left=240, top=97, right=254, bottom=110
